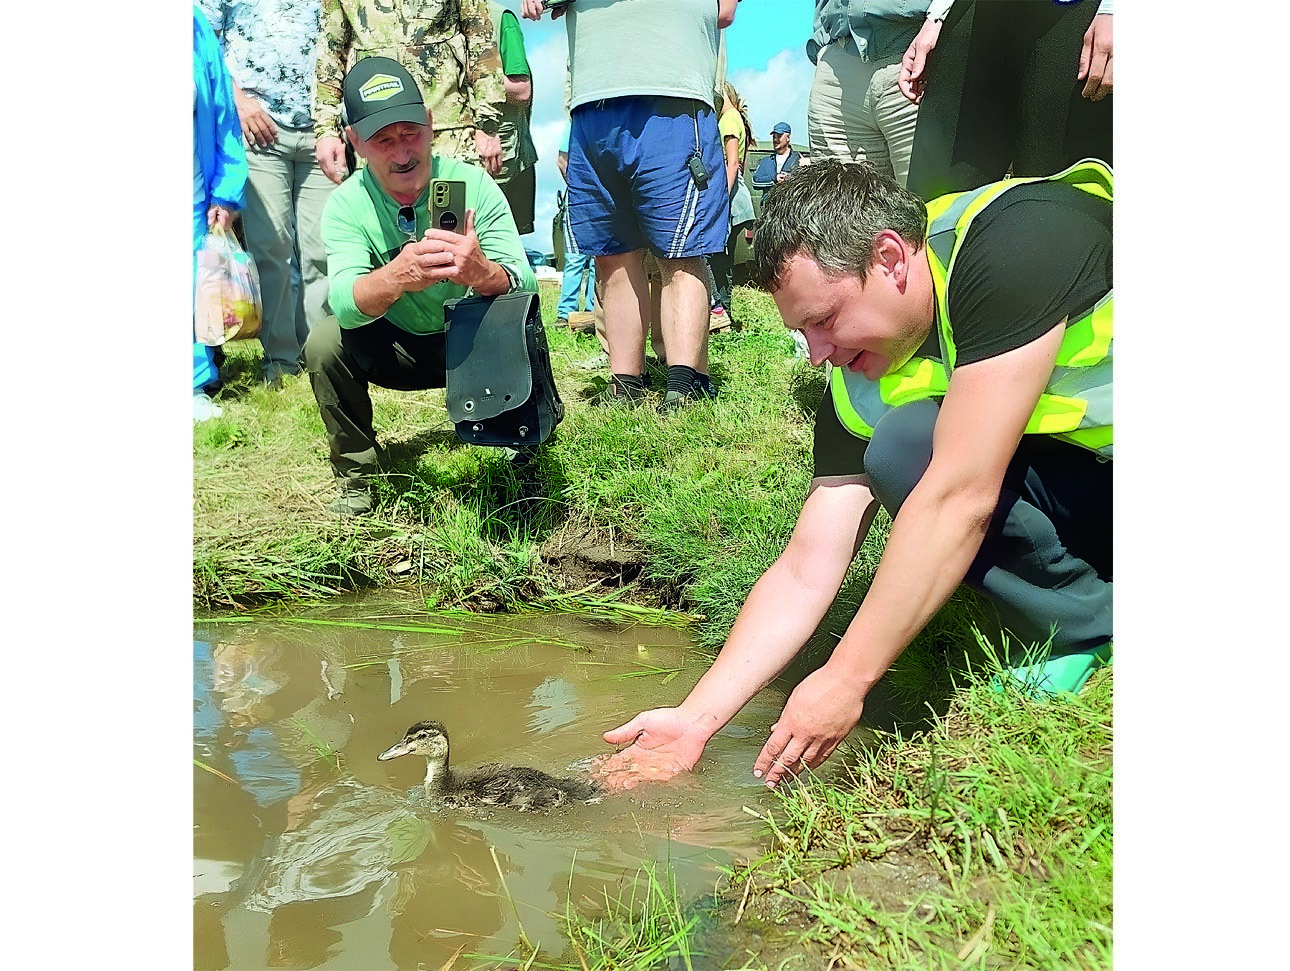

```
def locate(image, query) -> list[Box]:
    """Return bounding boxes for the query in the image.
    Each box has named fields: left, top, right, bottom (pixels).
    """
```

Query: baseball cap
left=772, top=122, right=792, bottom=135
left=343, top=57, right=427, bottom=141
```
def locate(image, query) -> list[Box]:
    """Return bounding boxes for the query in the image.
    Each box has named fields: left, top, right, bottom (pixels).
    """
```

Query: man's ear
left=343, top=125, right=363, bottom=156
left=873, top=230, right=910, bottom=289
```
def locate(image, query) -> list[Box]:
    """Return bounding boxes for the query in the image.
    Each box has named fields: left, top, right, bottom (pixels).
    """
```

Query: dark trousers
left=863, top=399, right=1112, bottom=655
left=906, top=0, right=1112, bottom=202
left=705, top=220, right=751, bottom=314
left=303, top=315, right=448, bottom=484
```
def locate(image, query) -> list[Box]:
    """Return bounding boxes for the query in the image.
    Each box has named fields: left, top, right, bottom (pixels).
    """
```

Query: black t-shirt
left=812, top=181, right=1112, bottom=479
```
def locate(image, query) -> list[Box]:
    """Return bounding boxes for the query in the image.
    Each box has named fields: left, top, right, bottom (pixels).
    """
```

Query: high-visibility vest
left=830, top=158, right=1113, bottom=459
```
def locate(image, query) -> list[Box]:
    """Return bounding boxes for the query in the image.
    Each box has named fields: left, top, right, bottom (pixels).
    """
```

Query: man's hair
left=752, top=159, right=928, bottom=292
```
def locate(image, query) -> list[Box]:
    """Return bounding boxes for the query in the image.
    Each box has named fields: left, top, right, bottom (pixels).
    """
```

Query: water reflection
left=193, top=596, right=808, bottom=970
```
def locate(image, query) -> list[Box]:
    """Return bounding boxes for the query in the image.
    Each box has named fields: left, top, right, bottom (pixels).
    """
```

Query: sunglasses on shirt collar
left=397, top=205, right=418, bottom=247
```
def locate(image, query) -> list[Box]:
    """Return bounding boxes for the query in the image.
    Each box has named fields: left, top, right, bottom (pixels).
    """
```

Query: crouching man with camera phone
left=301, top=56, right=537, bottom=516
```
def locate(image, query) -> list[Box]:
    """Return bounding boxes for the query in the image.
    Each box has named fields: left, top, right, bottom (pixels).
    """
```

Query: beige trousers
left=807, top=39, right=920, bottom=188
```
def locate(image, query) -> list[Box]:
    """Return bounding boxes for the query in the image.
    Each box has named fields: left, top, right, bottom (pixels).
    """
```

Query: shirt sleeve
left=313, top=0, right=351, bottom=141
left=321, top=188, right=380, bottom=329
left=812, top=380, right=869, bottom=478
left=499, top=10, right=531, bottom=78
left=460, top=0, right=507, bottom=132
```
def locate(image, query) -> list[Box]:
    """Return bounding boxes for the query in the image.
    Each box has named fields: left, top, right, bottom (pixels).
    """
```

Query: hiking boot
left=992, top=641, right=1113, bottom=698
left=328, top=483, right=373, bottom=517
left=660, top=372, right=718, bottom=414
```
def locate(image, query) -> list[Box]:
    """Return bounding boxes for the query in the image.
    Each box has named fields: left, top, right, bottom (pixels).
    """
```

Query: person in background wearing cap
left=313, top=0, right=507, bottom=184
left=302, top=57, right=537, bottom=517
left=751, top=122, right=803, bottom=203
left=806, top=0, right=931, bottom=189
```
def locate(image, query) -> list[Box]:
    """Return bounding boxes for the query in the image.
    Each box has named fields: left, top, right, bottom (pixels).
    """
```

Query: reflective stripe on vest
left=833, top=158, right=1113, bottom=459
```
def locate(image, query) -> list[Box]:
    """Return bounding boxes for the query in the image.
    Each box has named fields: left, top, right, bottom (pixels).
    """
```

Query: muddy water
left=194, top=593, right=819, bottom=970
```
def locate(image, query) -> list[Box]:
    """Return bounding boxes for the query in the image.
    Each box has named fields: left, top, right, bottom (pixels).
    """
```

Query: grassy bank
left=194, top=281, right=987, bottom=715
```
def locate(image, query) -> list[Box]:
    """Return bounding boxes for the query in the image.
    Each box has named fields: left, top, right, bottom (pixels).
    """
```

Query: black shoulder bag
left=443, top=291, right=564, bottom=448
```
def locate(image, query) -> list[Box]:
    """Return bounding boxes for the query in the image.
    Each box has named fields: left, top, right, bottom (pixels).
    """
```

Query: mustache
left=390, top=159, right=419, bottom=174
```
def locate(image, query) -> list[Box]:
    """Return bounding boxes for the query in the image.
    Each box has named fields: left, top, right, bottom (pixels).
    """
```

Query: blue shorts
left=566, top=96, right=727, bottom=261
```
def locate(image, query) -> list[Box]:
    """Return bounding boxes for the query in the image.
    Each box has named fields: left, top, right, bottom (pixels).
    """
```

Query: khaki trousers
left=243, top=126, right=335, bottom=378
left=807, top=40, right=920, bottom=189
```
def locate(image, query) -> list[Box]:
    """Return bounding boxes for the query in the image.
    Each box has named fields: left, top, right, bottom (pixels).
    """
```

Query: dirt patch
left=539, top=520, right=650, bottom=591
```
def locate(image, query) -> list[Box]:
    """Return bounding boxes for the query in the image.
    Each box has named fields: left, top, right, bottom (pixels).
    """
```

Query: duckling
left=377, top=721, right=603, bottom=812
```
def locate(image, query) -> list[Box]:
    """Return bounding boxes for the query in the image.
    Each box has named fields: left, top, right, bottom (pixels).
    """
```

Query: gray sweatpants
left=863, top=399, right=1112, bottom=655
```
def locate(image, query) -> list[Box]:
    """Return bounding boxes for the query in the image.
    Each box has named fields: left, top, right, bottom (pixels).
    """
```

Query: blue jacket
left=752, top=150, right=803, bottom=201
left=193, top=6, right=246, bottom=214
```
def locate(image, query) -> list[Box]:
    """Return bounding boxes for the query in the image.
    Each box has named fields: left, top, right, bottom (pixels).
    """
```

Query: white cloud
left=730, top=47, right=813, bottom=149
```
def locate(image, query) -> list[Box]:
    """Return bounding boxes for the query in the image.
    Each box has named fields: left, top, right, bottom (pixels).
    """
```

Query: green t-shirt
left=499, top=9, right=530, bottom=77
left=321, top=153, right=537, bottom=334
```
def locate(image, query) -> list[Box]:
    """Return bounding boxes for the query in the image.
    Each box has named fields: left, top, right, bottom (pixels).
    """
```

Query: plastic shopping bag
left=194, top=224, right=263, bottom=345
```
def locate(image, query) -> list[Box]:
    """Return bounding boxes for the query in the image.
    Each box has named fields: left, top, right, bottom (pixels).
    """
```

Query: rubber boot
left=993, top=641, right=1113, bottom=698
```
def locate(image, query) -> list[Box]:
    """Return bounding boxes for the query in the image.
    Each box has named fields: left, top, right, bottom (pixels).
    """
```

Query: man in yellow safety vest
left=597, top=157, right=1113, bottom=791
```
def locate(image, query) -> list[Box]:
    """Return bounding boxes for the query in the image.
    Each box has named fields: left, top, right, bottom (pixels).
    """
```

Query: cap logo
left=358, top=74, right=405, bottom=103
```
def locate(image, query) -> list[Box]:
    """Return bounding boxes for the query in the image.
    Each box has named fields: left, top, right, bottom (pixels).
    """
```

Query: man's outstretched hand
left=590, top=708, right=709, bottom=792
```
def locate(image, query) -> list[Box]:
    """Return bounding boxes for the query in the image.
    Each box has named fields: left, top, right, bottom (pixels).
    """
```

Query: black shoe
left=660, top=373, right=718, bottom=413
left=592, top=373, right=646, bottom=408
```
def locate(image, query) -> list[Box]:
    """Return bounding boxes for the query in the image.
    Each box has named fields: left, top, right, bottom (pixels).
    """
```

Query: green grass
left=717, top=645, right=1113, bottom=971
left=193, top=282, right=817, bottom=616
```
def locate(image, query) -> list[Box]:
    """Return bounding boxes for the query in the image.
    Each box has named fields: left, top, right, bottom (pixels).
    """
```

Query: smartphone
left=430, top=179, right=467, bottom=235
left=544, top=0, right=574, bottom=9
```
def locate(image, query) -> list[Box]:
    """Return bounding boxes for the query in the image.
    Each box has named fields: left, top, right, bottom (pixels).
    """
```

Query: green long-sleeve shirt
left=321, top=153, right=536, bottom=333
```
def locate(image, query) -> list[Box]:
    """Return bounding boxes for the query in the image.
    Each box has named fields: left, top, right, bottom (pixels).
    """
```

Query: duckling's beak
left=377, top=739, right=414, bottom=761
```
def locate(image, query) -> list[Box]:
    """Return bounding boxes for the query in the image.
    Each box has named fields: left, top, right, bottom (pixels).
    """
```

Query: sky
left=510, top=1, right=816, bottom=255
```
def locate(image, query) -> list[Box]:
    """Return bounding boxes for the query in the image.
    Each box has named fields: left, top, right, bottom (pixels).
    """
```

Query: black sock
left=666, top=364, right=705, bottom=395
left=611, top=373, right=645, bottom=395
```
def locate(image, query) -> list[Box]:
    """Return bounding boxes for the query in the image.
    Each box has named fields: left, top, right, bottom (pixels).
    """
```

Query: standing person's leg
left=302, top=316, right=449, bottom=515
left=631, top=98, right=726, bottom=408
left=657, top=255, right=713, bottom=401
left=808, top=37, right=866, bottom=162
left=1013, top=0, right=1110, bottom=176
left=193, top=202, right=220, bottom=416
left=295, top=130, right=336, bottom=351
left=566, top=101, right=649, bottom=401
left=596, top=250, right=650, bottom=382
left=906, top=0, right=1023, bottom=200
left=870, top=62, right=922, bottom=189
left=557, top=252, right=586, bottom=320
left=706, top=227, right=735, bottom=321
left=242, top=131, right=298, bottom=384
